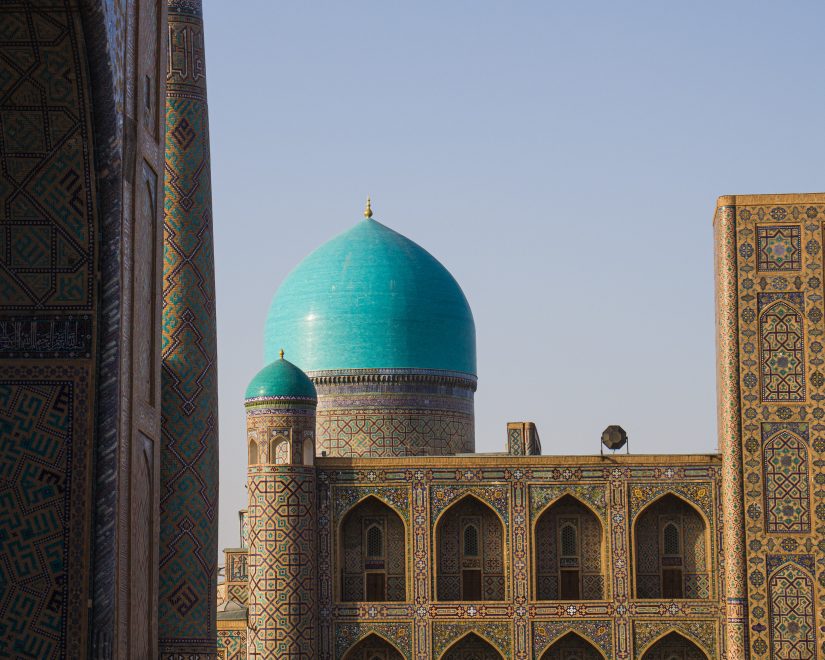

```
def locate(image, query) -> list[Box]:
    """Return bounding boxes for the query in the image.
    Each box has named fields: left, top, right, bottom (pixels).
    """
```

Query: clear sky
left=203, top=0, right=825, bottom=553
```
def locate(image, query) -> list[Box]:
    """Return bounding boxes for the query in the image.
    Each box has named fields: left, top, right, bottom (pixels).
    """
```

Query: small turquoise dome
left=245, top=353, right=317, bottom=400
left=264, top=217, right=476, bottom=375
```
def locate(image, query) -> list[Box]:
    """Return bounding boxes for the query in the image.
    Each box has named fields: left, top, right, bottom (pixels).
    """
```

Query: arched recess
left=248, top=438, right=258, bottom=465
left=534, top=495, right=605, bottom=600
left=440, top=632, right=503, bottom=660
left=270, top=435, right=290, bottom=464
left=639, top=631, right=709, bottom=660
left=435, top=494, right=505, bottom=601
left=768, top=561, right=817, bottom=658
left=339, top=496, right=407, bottom=601
left=302, top=431, right=315, bottom=465
left=763, top=431, right=811, bottom=532
left=759, top=298, right=806, bottom=402
left=539, top=631, right=605, bottom=660
left=633, top=493, right=709, bottom=599
left=342, top=632, right=404, bottom=660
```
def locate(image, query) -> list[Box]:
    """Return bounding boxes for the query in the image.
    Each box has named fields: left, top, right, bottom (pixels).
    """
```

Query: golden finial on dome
left=279, top=348, right=285, bottom=360
left=364, top=196, right=373, bottom=219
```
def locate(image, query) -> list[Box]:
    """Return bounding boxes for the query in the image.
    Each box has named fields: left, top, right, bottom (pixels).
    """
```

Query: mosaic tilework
left=314, top=373, right=475, bottom=457
left=247, top=466, right=317, bottom=658
left=336, top=624, right=412, bottom=659
left=158, top=0, right=218, bottom=657
left=757, top=225, right=802, bottom=271
left=538, top=632, right=603, bottom=659
left=532, top=621, right=612, bottom=658
left=0, top=3, right=102, bottom=655
left=433, top=625, right=510, bottom=659
left=763, top=430, right=811, bottom=532
left=714, top=204, right=750, bottom=656
left=716, top=195, right=825, bottom=658
left=767, top=556, right=817, bottom=659
left=633, top=622, right=714, bottom=659
left=0, top=369, right=91, bottom=658
left=217, top=623, right=247, bottom=660
left=0, top=4, right=95, bottom=312
left=758, top=292, right=806, bottom=402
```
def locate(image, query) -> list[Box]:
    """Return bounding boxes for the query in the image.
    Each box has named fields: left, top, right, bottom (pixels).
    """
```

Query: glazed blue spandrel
left=264, top=218, right=476, bottom=375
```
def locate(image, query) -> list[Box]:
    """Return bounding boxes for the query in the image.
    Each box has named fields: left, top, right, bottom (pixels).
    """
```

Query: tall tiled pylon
left=159, top=0, right=219, bottom=656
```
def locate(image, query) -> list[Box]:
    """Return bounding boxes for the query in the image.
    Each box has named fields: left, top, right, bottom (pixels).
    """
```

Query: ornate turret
left=244, top=354, right=318, bottom=657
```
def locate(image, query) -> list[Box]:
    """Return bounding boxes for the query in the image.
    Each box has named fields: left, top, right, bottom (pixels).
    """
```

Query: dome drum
left=312, top=369, right=476, bottom=457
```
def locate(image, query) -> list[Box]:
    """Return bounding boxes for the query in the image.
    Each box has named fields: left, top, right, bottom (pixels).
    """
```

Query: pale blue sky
left=204, top=1, right=825, bottom=552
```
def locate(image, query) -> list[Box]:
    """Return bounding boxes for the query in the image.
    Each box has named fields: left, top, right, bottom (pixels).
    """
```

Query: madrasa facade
left=0, top=1, right=824, bottom=659
left=215, top=196, right=825, bottom=660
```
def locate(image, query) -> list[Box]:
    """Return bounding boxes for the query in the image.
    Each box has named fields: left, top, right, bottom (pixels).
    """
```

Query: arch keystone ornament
left=159, top=0, right=219, bottom=656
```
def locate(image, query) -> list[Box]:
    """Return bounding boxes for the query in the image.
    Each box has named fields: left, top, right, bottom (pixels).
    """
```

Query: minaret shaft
left=158, top=0, right=219, bottom=656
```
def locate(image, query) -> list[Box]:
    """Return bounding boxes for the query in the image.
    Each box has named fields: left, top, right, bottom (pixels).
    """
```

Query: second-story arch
left=534, top=494, right=604, bottom=600
left=633, top=493, right=709, bottom=599
left=339, top=495, right=407, bottom=602
left=435, top=494, right=505, bottom=601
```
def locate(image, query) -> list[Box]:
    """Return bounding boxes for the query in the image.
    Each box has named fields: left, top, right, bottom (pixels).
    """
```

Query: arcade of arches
left=535, top=495, right=604, bottom=600
left=634, top=494, right=709, bottom=599
left=436, top=496, right=505, bottom=601
left=340, top=497, right=407, bottom=601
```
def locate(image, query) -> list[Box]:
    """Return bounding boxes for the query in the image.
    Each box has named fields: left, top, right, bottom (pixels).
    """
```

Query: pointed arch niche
left=633, top=494, right=709, bottom=599
left=435, top=495, right=505, bottom=601
left=339, top=496, right=407, bottom=602
left=640, top=631, right=708, bottom=660
left=540, top=631, right=604, bottom=660
left=441, top=632, right=503, bottom=660
left=534, top=495, right=604, bottom=600
left=343, top=633, right=404, bottom=660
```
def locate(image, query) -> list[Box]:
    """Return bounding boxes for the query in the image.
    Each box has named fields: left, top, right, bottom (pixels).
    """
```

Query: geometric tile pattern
left=247, top=468, right=317, bottom=659
left=159, top=0, right=219, bottom=656
left=0, top=5, right=95, bottom=313
left=314, top=373, right=475, bottom=457
left=217, top=626, right=247, bottom=660
left=433, top=624, right=511, bottom=659
left=767, top=557, right=817, bottom=659
left=758, top=293, right=806, bottom=402
left=757, top=225, right=801, bottom=271
left=763, top=430, right=811, bottom=533
left=716, top=196, right=825, bottom=658
left=0, top=373, right=91, bottom=659
left=532, top=622, right=612, bottom=659
left=0, top=2, right=99, bottom=656
left=334, top=624, right=411, bottom=659
left=538, top=631, right=603, bottom=659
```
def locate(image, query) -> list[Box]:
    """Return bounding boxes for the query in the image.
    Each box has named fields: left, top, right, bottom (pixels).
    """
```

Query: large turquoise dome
left=264, top=217, right=476, bottom=375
